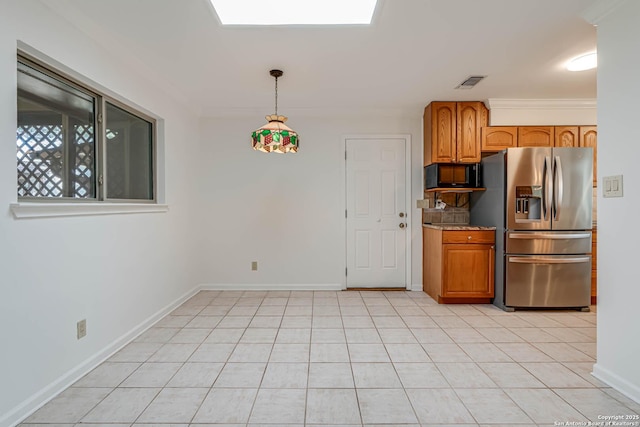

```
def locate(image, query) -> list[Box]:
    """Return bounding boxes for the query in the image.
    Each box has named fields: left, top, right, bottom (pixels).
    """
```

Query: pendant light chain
left=274, top=75, right=278, bottom=116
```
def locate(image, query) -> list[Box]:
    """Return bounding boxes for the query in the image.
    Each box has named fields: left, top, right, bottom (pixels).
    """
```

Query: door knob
left=399, top=212, right=405, bottom=218
left=399, top=223, right=406, bottom=229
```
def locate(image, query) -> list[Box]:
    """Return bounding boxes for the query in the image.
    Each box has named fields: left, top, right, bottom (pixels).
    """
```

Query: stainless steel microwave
left=424, top=163, right=481, bottom=189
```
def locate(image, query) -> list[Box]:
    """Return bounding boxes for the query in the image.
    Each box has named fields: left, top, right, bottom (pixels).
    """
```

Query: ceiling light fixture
left=567, top=52, right=597, bottom=71
left=252, top=69, right=299, bottom=154
left=210, top=0, right=377, bottom=25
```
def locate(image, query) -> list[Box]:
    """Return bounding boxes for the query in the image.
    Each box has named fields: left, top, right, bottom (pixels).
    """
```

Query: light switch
left=603, top=175, right=623, bottom=198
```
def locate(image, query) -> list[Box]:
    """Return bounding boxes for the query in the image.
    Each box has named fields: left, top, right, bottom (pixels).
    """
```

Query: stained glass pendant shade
left=252, top=69, right=299, bottom=153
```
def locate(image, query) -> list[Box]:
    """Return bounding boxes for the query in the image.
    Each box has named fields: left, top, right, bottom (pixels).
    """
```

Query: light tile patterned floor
left=20, top=290, right=640, bottom=426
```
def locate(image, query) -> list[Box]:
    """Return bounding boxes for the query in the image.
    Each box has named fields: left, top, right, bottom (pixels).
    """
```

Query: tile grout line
left=23, top=290, right=630, bottom=426
left=243, top=293, right=284, bottom=425
left=186, top=294, right=247, bottom=425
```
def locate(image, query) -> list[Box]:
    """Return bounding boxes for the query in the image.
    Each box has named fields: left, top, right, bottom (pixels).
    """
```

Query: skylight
left=210, top=0, right=378, bottom=25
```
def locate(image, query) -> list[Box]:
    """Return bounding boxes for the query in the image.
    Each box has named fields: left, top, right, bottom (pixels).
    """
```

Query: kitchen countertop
left=423, top=224, right=496, bottom=231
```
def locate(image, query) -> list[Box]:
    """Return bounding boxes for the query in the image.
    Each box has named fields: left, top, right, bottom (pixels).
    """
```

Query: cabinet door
left=518, top=126, right=553, bottom=147
left=442, top=243, right=494, bottom=298
left=427, top=102, right=457, bottom=164
left=580, top=126, right=597, bottom=187
left=456, top=102, right=487, bottom=163
left=555, top=126, right=579, bottom=147
left=422, top=227, right=443, bottom=301
left=481, top=126, right=517, bottom=151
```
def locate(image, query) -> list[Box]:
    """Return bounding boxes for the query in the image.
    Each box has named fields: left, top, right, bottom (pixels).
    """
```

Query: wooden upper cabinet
left=555, top=126, right=579, bottom=147
left=481, top=126, right=517, bottom=151
left=457, top=102, right=487, bottom=163
left=518, top=126, right=553, bottom=147
left=425, top=102, right=456, bottom=164
left=424, top=101, right=487, bottom=165
left=580, top=126, right=597, bottom=186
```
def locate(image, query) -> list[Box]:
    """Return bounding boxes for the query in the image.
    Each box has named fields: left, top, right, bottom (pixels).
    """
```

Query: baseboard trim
left=200, top=284, right=423, bottom=292
left=592, top=363, right=640, bottom=404
left=2, top=285, right=201, bottom=427
left=199, top=283, right=343, bottom=291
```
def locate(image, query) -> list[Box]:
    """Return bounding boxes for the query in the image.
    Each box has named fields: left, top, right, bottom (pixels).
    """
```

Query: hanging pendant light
left=251, top=69, right=299, bottom=153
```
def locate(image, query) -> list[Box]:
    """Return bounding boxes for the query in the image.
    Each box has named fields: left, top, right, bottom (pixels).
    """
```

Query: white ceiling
left=42, top=0, right=598, bottom=117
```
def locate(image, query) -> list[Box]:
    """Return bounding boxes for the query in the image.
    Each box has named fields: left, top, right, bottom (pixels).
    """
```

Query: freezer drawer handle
left=509, top=256, right=590, bottom=264
left=509, top=232, right=591, bottom=240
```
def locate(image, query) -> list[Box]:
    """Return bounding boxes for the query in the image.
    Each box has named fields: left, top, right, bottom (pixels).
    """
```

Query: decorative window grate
left=17, top=124, right=63, bottom=197
left=17, top=124, right=95, bottom=198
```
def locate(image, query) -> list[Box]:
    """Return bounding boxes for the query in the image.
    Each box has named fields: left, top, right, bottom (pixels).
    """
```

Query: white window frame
left=11, top=44, right=168, bottom=219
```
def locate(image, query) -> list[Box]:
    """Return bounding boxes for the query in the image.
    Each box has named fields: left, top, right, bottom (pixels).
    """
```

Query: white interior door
left=346, top=137, right=408, bottom=288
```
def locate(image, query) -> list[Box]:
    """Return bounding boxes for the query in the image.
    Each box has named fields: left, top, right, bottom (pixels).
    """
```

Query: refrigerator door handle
left=509, top=232, right=591, bottom=240
left=554, top=155, right=564, bottom=220
left=509, top=256, right=590, bottom=264
left=543, top=156, right=551, bottom=220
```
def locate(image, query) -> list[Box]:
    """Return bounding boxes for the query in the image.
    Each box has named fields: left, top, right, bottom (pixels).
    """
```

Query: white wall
left=0, top=2, right=200, bottom=425
left=589, top=0, right=640, bottom=404
left=487, top=99, right=597, bottom=125
left=196, top=114, right=423, bottom=290
left=5, top=1, right=636, bottom=425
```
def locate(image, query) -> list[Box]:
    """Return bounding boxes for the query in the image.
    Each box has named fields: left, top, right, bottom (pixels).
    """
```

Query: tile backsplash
left=423, top=207, right=470, bottom=225
left=422, top=192, right=470, bottom=225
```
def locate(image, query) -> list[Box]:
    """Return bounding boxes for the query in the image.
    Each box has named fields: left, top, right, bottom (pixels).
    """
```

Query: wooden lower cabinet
left=423, top=227, right=495, bottom=303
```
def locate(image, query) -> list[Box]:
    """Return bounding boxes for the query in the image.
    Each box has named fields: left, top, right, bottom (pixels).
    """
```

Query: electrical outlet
left=251, top=261, right=258, bottom=271
left=77, top=319, right=87, bottom=339
left=416, top=199, right=430, bottom=209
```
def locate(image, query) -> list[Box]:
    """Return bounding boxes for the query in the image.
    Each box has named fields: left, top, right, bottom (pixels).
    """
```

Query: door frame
left=342, top=134, right=412, bottom=290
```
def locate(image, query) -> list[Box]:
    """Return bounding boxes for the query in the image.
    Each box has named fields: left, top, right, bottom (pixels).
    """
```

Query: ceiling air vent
left=456, top=75, right=486, bottom=90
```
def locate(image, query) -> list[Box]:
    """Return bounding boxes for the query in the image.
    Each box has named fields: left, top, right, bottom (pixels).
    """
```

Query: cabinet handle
left=467, top=236, right=472, bottom=240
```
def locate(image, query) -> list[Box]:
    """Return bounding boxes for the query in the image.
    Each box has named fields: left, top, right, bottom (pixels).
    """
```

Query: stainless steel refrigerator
left=471, top=147, right=593, bottom=311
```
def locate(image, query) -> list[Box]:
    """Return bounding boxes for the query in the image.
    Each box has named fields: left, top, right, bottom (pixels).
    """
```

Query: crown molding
left=582, top=0, right=628, bottom=25
left=486, top=98, right=597, bottom=110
